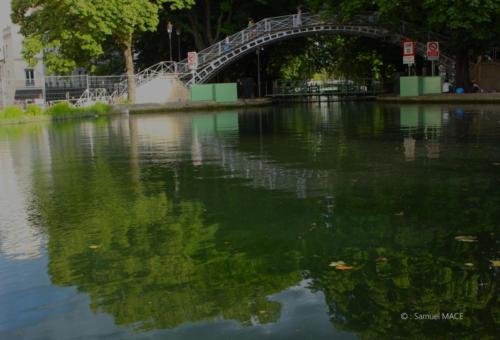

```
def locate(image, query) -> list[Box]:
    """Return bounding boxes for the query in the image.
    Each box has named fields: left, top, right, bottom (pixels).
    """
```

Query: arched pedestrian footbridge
left=112, top=13, right=453, bottom=101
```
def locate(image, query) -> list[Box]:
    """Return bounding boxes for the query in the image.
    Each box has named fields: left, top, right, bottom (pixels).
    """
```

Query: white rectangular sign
left=403, top=55, right=415, bottom=65
left=403, top=41, right=415, bottom=56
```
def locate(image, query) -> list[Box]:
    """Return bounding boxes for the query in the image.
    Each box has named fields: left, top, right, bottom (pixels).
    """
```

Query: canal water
left=0, top=103, right=498, bottom=339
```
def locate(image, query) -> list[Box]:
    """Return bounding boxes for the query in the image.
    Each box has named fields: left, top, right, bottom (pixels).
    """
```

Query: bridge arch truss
left=102, top=13, right=454, bottom=104
left=184, top=13, right=454, bottom=85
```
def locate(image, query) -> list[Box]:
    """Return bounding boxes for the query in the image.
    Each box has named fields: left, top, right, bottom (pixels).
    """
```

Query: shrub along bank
left=0, top=102, right=113, bottom=124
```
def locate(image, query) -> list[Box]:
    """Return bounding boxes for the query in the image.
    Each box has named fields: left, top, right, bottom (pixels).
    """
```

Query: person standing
left=295, top=6, right=303, bottom=27
left=442, top=79, right=450, bottom=93
left=223, top=36, right=230, bottom=53
left=248, top=18, right=256, bottom=39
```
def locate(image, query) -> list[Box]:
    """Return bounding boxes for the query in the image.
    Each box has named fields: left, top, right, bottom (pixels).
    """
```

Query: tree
left=308, top=0, right=500, bottom=89
left=11, top=0, right=194, bottom=103
left=135, top=0, right=300, bottom=81
left=267, top=36, right=400, bottom=82
left=170, top=0, right=299, bottom=51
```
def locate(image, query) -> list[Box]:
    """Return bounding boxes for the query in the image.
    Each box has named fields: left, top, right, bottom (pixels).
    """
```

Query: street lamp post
left=167, top=21, right=173, bottom=62
left=256, top=47, right=262, bottom=97
left=176, top=28, right=181, bottom=61
left=0, top=67, right=6, bottom=109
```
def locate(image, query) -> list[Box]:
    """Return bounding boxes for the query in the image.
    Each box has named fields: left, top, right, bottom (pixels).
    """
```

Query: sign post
left=426, top=42, right=439, bottom=76
left=402, top=39, right=416, bottom=75
left=187, top=51, right=199, bottom=85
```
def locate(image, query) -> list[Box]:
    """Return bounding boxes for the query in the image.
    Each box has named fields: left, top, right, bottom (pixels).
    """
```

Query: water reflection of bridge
left=128, top=107, right=453, bottom=198
left=129, top=112, right=334, bottom=198
left=203, top=137, right=332, bottom=198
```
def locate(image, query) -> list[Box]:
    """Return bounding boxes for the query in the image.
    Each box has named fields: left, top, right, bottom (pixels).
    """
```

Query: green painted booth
left=214, top=83, right=238, bottom=102
left=189, top=83, right=238, bottom=102
left=422, top=77, right=442, bottom=95
left=400, top=76, right=422, bottom=97
left=190, top=84, right=214, bottom=101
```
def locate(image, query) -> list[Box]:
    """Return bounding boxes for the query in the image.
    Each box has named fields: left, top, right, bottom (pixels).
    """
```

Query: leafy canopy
left=309, top=0, right=500, bottom=53
left=11, top=0, right=195, bottom=74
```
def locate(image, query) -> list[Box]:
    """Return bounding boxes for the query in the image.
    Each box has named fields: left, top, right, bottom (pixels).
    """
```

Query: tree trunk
left=122, top=36, right=136, bottom=103
left=455, top=49, right=470, bottom=91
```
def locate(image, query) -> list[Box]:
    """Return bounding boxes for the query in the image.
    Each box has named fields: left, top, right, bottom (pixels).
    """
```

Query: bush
left=46, top=102, right=80, bottom=116
left=0, top=102, right=112, bottom=121
left=0, top=106, right=24, bottom=119
left=87, top=102, right=112, bottom=114
left=46, top=102, right=111, bottom=116
left=25, top=104, right=43, bottom=116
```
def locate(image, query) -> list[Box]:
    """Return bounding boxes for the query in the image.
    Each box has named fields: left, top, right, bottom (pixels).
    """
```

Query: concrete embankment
left=120, top=98, right=272, bottom=114
left=0, top=111, right=122, bottom=127
left=0, top=99, right=272, bottom=126
left=377, top=93, right=500, bottom=103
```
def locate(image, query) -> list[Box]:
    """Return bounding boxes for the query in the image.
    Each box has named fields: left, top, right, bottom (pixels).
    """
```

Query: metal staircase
left=75, top=88, right=112, bottom=107
left=77, top=12, right=453, bottom=105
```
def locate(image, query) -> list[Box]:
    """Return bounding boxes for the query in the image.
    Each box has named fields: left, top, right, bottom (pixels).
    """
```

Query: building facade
left=0, top=24, right=46, bottom=108
left=0, top=24, right=91, bottom=109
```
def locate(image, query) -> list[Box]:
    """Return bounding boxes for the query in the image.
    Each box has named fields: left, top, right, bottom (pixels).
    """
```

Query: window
left=25, top=69, right=35, bottom=87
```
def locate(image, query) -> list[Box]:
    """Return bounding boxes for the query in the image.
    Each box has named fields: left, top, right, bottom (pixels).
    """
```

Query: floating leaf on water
left=493, top=163, right=500, bottom=166
left=258, top=310, right=267, bottom=314
left=376, top=257, right=388, bottom=262
left=336, top=265, right=353, bottom=270
left=454, top=235, right=478, bottom=242
left=329, top=261, right=346, bottom=267
left=88, top=245, right=99, bottom=249
left=489, top=260, right=500, bottom=267
left=464, top=263, right=474, bottom=267
left=394, top=211, right=404, bottom=216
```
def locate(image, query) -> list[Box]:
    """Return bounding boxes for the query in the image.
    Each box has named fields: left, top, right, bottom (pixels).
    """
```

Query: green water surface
left=0, top=103, right=498, bottom=339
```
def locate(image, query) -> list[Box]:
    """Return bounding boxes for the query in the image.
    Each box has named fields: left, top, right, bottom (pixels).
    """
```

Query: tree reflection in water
left=30, top=104, right=500, bottom=338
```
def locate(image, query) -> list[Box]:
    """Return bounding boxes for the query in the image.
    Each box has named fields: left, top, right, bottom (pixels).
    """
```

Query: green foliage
left=45, top=102, right=82, bottom=116
left=25, top=104, right=43, bottom=116
left=0, top=102, right=112, bottom=121
left=273, top=36, right=399, bottom=81
left=45, top=102, right=111, bottom=116
left=0, top=106, right=24, bottom=119
left=11, top=0, right=194, bottom=99
left=307, top=0, right=500, bottom=86
left=88, top=102, right=112, bottom=114
left=163, top=0, right=298, bottom=50
left=136, top=0, right=300, bottom=69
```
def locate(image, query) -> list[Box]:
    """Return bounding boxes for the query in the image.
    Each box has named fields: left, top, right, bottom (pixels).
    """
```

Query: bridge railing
left=272, top=79, right=386, bottom=97
left=181, top=12, right=452, bottom=75
left=183, top=13, right=324, bottom=71
left=97, top=12, right=454, bottom=103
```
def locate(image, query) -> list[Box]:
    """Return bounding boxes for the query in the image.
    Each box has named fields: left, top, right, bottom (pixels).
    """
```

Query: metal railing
left=272, top=79, right=386, bottom=97
left=76, top=12, right=454, bottom=104
left=74, top=88, right=112, bottom=107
